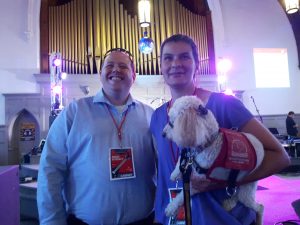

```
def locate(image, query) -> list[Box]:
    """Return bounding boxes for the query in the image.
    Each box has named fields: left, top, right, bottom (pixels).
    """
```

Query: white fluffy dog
left=163, top=96, right=264, bottom=224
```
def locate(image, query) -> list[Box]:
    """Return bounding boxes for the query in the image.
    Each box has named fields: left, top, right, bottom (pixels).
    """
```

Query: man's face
left=160, top=41, right=197, bottom=88
left=100, top=51, right=135, bottom=95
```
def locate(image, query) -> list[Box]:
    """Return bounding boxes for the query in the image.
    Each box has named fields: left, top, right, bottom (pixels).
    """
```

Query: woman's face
left=160, top=41, right=197, bottom=89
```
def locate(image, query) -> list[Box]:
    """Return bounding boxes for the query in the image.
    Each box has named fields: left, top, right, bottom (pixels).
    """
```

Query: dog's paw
left=170, top=171, right=181, bottom=181
left=222, top=198, right=237, bottom=211
left=165, top=201, right=179, bottom=217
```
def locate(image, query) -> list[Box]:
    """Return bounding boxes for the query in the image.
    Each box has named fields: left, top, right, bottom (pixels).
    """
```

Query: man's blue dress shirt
left=37, top=90, right=156, bottom=225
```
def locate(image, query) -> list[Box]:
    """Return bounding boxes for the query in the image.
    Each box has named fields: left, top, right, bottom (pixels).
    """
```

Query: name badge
left=109, top=148, right=135, bottom=180
left=168, top=188, right=186, bottom=225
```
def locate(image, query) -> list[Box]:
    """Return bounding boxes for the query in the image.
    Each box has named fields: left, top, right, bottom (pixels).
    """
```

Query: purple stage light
left=217, top=58, right=232, bottom=74
left=53, top=58, right=61, bottom=67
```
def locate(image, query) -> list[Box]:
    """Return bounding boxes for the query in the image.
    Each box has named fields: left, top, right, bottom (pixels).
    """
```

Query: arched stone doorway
left=8, top=109, right=40, bottom=164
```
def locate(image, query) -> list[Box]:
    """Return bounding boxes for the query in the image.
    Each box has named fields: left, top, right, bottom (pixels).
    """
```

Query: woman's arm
left=239, top=118, right=291, bottom=183
left=191, top=117, right=291, bottom=191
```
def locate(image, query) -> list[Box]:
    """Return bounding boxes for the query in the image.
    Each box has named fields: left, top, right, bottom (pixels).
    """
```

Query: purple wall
left=0, top=165, right=20, bottom=225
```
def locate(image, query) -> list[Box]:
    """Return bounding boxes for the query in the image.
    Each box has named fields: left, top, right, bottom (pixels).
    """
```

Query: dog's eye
left=198, top=105, right=208, bottom=115
left=168, top=121, right=174, bottom=128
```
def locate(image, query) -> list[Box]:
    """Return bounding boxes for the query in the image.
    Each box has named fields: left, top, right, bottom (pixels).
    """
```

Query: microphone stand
left=250, top=96, right=263, bottom=123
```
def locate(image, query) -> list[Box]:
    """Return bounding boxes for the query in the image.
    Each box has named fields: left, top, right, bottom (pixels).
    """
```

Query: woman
left=150, top=34, right=290, bottom=225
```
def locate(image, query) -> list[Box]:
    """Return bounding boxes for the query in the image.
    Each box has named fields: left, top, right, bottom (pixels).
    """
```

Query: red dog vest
left=206, top=128, right=257, bottom=182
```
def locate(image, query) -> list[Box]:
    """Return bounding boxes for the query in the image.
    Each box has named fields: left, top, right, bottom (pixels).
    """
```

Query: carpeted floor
left=20, top=166, right=300, bottom=225
left=256, top=172, right=300, bottom=225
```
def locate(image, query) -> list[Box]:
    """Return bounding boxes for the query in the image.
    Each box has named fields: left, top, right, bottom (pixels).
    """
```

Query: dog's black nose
left=162, top=132, right=166, bottom=137
left=198, top=105, right=208, bottom=115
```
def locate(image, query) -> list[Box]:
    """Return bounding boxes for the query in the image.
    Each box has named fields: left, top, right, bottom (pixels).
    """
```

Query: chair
left=268, top=127, right=279, bottom=135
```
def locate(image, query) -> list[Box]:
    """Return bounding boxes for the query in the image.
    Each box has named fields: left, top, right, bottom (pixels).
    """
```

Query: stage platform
left=19, top=164, right=39, bottom=220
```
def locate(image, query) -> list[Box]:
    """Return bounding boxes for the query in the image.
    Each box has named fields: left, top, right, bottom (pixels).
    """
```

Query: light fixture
left=217, top=58, right=232, bottom=74
left=49, top=52, right=64, bottom=118
left=138, top=31, right=154, bottom=54
left=217, top=58, right=232, bottom=92
left=285, top=0, right=299, bottom=14
left=138, top=0, right=151, bottom=27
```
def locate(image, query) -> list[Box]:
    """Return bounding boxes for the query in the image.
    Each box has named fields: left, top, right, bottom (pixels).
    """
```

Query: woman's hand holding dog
left=190, top=172, right=223, bottom=192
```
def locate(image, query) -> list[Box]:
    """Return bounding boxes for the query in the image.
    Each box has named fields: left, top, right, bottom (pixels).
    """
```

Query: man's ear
left=193, top=67, right=199, bottom=79
left=132, top=71, right=136, bottom=81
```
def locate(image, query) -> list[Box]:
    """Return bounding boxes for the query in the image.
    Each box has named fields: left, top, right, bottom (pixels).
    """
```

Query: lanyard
left=106, top=104, right=129, bottom=146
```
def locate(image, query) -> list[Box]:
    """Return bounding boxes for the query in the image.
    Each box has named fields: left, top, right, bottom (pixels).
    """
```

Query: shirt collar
left=93, top=89, right=136, bottom=107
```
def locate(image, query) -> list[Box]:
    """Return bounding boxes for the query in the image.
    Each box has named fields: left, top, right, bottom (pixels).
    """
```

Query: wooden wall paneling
left=205, top=11, right=215, bottom=74
left=133, top=15, right=139, bottom=74
left=159, top=0, right=167, bottom=41
left=170, top=0, right=177, bottom=34
left=110, top=0, right=116, bottom=49
left=57, top=5, right=62, bottom=67
left=137, top=16, right=143, bottom=74
left=61, top=4, right=66, bottom=73
left=164, top=0, right=172, bottom=38
left=120, top=4, right=125, bottom=48
left=115, top=0, right=121, bottom=48
left=131, top=16, right=137, bottom=73
left=40, top=0, right=50, bottom=73
left=65, top=3, right=71, bottom=73
left=149, top=0, right=156, bottom=74
left=105, top=0, right=111, bottom=51
left=128, top=15, right=133, bottom=58
left=87, top=0, right=94, bottom=74
left=124, top=10, right=129, bottom=51
left=42, top=0, right=214, bottom=75
left=153, top=0, right=161, bottom=73
left=78, top=0, right=84, bottom=74
left=99, top=0, right=106, bottom=69
left=82, top=0, right=87, bottom=74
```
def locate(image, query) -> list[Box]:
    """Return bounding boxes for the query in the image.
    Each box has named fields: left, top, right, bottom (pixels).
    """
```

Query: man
left=286, top=111, right=299, bottom=137
left=37, top=48, right=156, bottom=225
left=151, top=34, right=290, bottom=225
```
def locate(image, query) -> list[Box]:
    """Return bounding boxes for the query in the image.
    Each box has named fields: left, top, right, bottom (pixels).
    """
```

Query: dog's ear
left=197, top=105, right=208, bottom=116
left=176, top=108, right=197, bottom=147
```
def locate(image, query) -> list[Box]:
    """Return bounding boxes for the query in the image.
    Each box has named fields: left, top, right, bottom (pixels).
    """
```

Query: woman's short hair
left=160, top=34, right=199, bottom=69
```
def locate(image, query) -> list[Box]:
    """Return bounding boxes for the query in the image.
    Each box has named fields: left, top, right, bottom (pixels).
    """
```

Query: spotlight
left=218, top=74, right=227, bottom=84
left=52, top=85, right=62, bottom=94
left=217, top=58, right=232, bottom=74
left=53, top=58, right=62, bottom=67
left=61, top=72, right=67, bottom=79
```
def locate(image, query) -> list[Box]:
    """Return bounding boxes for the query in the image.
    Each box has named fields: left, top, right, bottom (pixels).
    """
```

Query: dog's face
left=163, top=96, right=219, bottom=148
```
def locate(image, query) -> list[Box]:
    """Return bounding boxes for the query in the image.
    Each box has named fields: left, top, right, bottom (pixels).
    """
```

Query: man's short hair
left=103, top=48, right=135, bottom=74
left=288, top=111, right=295, bottom=116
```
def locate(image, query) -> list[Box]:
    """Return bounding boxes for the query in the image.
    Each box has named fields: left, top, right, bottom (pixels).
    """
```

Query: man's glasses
left=103, top=48, right=134, bottom=62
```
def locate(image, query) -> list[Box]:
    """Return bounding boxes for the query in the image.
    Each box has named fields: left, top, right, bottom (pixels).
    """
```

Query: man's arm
left=37, top=110, right=70, bottom=225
